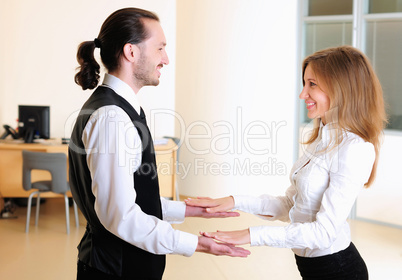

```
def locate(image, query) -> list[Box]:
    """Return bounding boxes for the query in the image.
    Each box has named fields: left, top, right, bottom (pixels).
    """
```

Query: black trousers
left=77, top=260, right=162, bottom=280
left=295, top=243, right=368, bottom=280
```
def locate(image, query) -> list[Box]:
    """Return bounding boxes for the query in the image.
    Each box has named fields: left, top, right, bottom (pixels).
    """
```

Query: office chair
left=22, top=150, right=79, bottom=234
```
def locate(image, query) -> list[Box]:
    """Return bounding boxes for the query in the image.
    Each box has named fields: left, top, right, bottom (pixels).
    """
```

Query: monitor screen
left=18, top=105, right=50, bottom=143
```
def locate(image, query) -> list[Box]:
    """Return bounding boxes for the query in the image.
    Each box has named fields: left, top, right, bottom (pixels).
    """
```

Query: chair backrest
left=22, top=150, right=68, bottom=193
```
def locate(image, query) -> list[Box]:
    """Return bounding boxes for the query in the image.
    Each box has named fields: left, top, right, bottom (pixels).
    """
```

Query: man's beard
left=134, top=54, right=160, bottom=87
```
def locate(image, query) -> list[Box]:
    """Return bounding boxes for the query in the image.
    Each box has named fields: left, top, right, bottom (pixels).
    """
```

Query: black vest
left=68, top=86, right=165, bottom=279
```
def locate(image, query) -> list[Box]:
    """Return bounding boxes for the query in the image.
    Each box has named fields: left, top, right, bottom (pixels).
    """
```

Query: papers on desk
left=153, top=138, right=169, bottom=145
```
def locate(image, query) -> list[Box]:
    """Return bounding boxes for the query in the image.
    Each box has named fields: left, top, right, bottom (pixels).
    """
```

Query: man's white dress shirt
left=82, top=74, right=198, bottom=256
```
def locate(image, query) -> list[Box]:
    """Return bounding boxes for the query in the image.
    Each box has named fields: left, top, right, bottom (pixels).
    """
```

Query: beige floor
left=0, top=198, right=401, bottom=280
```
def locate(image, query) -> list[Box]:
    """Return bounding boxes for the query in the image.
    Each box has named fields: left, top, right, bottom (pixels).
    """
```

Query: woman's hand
left=185, top=205, right=240, bottom=218
left=184, top=196, right=235, bottom=214
left=200, top=229, right=251, bottom=245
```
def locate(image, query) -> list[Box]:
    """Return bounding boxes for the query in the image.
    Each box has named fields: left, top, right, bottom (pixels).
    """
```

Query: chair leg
left=35, top=193, right=41, bottom=226
left=73, top=201, right=79, bottom=228
left=26, top=191, right=39, bottom=233
left=63, top=194, right=70, bottom=234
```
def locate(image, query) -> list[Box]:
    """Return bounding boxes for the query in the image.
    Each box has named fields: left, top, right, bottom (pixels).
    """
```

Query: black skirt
left=295, top=243, right=368, bottom=280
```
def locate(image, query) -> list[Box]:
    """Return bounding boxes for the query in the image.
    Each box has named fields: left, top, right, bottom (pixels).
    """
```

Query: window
left=369, top=0, right=402, bottom=13
left=365, top=19, right=402, bottom=130
left=308, top=0, right=353, bottom=16
left=300, top=0, right=402, bottom=130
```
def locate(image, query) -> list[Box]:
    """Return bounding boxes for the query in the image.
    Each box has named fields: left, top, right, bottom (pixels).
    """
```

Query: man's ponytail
left=74, top=41, right=100, bottom=90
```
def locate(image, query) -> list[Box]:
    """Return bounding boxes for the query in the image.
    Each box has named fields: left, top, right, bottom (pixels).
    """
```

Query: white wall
left=356, top=131, right=402, bottom=227
left=175, top=0, right=299, bottom=198
left=0, top=1, right=6, bottom=127
left=0, top=0, right=177, bottom=139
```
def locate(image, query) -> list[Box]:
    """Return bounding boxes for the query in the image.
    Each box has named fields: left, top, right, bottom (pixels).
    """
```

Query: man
left=69, top=7, right=250, bottom=280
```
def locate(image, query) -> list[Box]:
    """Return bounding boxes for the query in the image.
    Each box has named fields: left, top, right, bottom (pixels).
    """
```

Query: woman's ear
left=122, top=43, right=140, bottom=63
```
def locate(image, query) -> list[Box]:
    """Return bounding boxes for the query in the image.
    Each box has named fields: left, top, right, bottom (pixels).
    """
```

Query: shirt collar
left=320, top=119, right=346, bottom=145
left=320, top=120, right=330, bottom=143
left=101, top=73, right=141, bottom=115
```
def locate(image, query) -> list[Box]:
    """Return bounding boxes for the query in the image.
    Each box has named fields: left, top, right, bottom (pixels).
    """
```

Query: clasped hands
left=185, top=196, right=251, bottom=258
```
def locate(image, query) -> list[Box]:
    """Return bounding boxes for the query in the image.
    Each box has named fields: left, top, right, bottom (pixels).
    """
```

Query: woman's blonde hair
left=302, top=46, right=387, bottom=187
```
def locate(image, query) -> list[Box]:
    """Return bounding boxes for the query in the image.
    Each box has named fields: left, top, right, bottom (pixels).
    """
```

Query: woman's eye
left=310, top=81, right=316, bottom=87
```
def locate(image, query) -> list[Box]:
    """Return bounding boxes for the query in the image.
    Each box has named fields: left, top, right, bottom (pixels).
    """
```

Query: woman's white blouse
left=233, top=123, right=375, bottom=257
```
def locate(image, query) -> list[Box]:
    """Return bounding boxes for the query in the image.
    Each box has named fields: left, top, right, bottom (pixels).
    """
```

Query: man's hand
left=196, top=236, right=251, bottom=257
left=185, top=196, right=235, bottom=214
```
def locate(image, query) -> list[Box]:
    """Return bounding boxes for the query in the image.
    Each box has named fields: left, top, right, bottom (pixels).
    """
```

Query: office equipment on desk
left=0, top=125, right=19, bottom=140
left=18, top=105, right=50, bottom=143
left=22, top=150, right=79, bottom=234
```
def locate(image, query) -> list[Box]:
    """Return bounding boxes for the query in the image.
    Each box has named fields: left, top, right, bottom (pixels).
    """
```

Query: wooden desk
left=0, top=139, right=177, bottom=200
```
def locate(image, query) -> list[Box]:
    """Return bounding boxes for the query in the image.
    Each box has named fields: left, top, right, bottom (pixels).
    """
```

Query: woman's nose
left=299, top=87, right=309, bottom=100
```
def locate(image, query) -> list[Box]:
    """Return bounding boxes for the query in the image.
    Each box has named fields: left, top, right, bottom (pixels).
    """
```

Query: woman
left=185, top=46, right=387, bottom=279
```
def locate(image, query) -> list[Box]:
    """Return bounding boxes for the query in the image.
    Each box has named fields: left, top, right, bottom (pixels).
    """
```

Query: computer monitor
left=18, top=105, right=50, bottom=143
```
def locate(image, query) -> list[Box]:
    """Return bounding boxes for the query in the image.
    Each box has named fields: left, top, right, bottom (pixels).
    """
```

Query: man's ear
left=122, top=43, right=140, bottom=63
